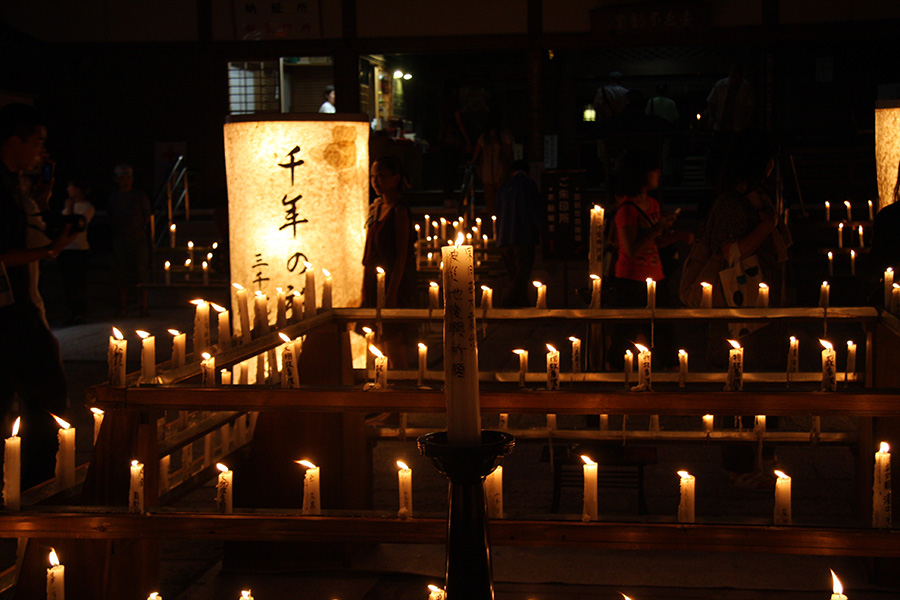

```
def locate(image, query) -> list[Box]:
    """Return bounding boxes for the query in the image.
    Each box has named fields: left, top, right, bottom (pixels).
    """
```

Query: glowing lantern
left=876, top=101, right=900, bottom=210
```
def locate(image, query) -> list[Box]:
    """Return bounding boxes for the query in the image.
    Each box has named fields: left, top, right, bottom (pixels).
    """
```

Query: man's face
left=116, top=173, right=134, bottom=193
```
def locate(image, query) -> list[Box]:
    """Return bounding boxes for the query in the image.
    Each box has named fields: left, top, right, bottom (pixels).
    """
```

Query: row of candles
left=823, top=199, right=875, bottom=223
left=415, top=214, right=496, bottom=249
left=162, top=234, right=218, bottom=286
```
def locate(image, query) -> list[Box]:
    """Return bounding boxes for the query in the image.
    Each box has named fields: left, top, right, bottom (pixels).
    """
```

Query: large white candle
left=211, top=304, right=231, bottom=351
left=279, top=333, right=299, bottom=388
left=4, top=418, right=20, bottom=511
left=569, top=336, right=582, bottom=375
left=725, top=340, right=743, bottom=391
left=821, top=339, right=837, bottom=391
left=47, top=548, right=64, bottom=600
left=533, top=280, right=547, bottom=309
left=484, top=465, right=503, bottom=519
left=216, top=463, right=233, bottom=514
left=582, top=455, right=598, bottom=522
left=303, top=261, right=317, bottom=317
left=830, top=570, right=848, bottom=600
left=191, top=299, right=211, bottom=355
left=53, top=415, right=75, bottom=490
left=136, top=330, right=156, bottom=383
left=678, top=349, right=688, bottom=388
left=700, top=281, right=713, bottom=308
left=646, top=278, right=656, bottom=309
left=275, top=288, right=287, bottom=329
left=635, top=343, right=651, bottom=390
left=441, top=239, right=481, bottom=446
left=885, top=268, right=895, bottom=308
left=253, top=292, right=268, bottom=336
left=844, top=200, right=852, bottom=222
left=873, top=441, right=892, bottom=528
left=774, top=469, right=791, bottom=525
left=756, top=282, right=769, bottom=308
left=428, top=281, right=440, bottom=310
left=624, top=349, right=633, bottom=387
left=108, top=327, right=127, bottom=386
left=819, top=281, right=830, bottom=309
left=129, top=459, right=144, bottom=513
left=169, top=329, right=186, bottom=368
left=376, top=266, right=386, bottom=309
left=846, top=340, right=857, bottom=383
left=370, top=345, right=388, bottom=389
left=322, top=268, right=333, bottom=310
left=232, top=283, right=252, bottom=344
left=200, top=352, right=216, bottom=387
left=297, top=460, right=320, bottom=515
left=397, top=460, right=412, bottom=519
left=513, top=349, right=528, bottom=387
left=590, top=274, right=602, bottom=309
left=417, top=343, right=427, bottom=387
left=677, top=470, right=695, bottom=523
left=546, top=344, right=560, bottom=390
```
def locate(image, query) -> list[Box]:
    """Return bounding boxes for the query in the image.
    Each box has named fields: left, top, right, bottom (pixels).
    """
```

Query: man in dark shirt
left=496, top=160, right=542, bottom=307
left=0, top=103, right=75, bottom=488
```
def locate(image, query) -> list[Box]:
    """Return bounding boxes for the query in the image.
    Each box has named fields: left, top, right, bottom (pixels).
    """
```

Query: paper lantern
left=875, top=101, right=900, bottom=211
left=224, top=115, right=369, bottom=309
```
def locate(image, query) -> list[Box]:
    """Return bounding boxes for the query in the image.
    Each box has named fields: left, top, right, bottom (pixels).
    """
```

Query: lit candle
left=893, top=284, right=900, bottom=315
left=756, top=282, right=769, bottom=308
left=513, top=349, right=528, bottom=388
left=533, top=280, right=547, bottom=309
left=303, top=261, right=317, bottom=317
left=252, top=292, right=268, bottom=336
left=211, top=303, right=231, bottom=351
left=677, top=470, right=695, bottom=523
left=187, top=240, right=195, bottom=267
left=491, top=215, right=497, bottom=241
left=363, top=327, right=375, bottom=372
left=884, top=268, right=894, bottom=308
left=590, top=274, right=602, bottom=309
left=417, top=343, right=427, bottom=387
left=191, top=299, right=211, bottom=355
left=821, top=339, right=837, bottom=391
left=858, top=225, right=865, bottom=248
left=279, top=333, right=299, bottom=388
left=201, top=260, right=209, bottom=285
left=169, top=223, right=176, bottom=247
left=89, top=408, right=104, bottom=445
left=220, top=368, right=232, bottom=385
left=136, top=330, right=156, bottom=383
left=824, top=201, right=831, bottom=221
left=787, top=336, right=799, bottom=383
left=838, top=222, right=844, bottom=248
left=428, top=281, right=440, bottom=310
left=148, top=592, right=161, bottom=600
left=232, top=283, right=252, bottom=344
left=873, top=441, right=892, bottom=528
left=546, top=344, right=560, bottom=390
left=376, top=266, right=386, bottom=309
left=164, top=260, right=171, bottom=285
left=830, top=570, right=848, bottom=600
left=725, top=339, right=743, bottom=392
left=274, top=288, right=287, bottom=329
left=844, top=200, right=852, bottom=222
left=216, top=463, right=233, bottom=514
left=47, top=548, right=64, bottom=600
left=397, top=460, right=412, bottom=519
left=678, top=349, right=688, bottom=388
left=634, top=343, right=651, bottom=390
left=582, top=455, right=598, bottom=522
left=440, top=217, right=447, bottom=240
left=624, top=349, right=633, bottom=387
left=819, top=281, right=830, bottom=308
left=183, top=258, right=191, bottom=278
left=4, top=418, right=20, bottom=511
left=869, top=199, right=875, bottom=220
left=702, top=414, right=714, bottom=433
left=428, top=584, right=446, bottom=600
left=646, top=278, right=656, bottom=309
left=484, top=465, right=503, bottom=519
left=415, top=222, right=422, bottom=244
left=569, top=336, right=582, bottom=374
left=480, top=285, right=492, bottom=310
left=590, top=205, right=605, bottom=275
left=846, top=340, right=857, bottom=383
left=370, top=345, right=388, bottom=389
left=321, top=268, right=333, bottom=310
left=197, top=352, right=215, bottom=387
left=850, top=249, right=857, bottom=276
left=441, top=236, right=481, bottom=446
left=431, top=221, right=439, bottom=248
left=52, top=414, right=75, bottom=489
left=129, top=459, right=144, bottom=513
left=168, top=329, right=186, bottom=368
left=828, top=252, right=834, bottom=276
left=774, top=470, right=791, bottom=525
left=241, top=590, right=254, bottom=600
left=755, top=415, right=766, bottom=433
left=108, top=327, right=127, bottom=386
left=700, top=281, right=713, bottom=308
left=297, top=459, right=320, bottom=515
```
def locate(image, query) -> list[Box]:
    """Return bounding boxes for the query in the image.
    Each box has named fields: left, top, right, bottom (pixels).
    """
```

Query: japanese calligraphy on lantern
left=542, top=170, right=588, bottom=260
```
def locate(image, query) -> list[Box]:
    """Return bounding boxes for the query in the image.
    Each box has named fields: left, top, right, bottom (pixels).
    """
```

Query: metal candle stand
left=418, top=430, right=515, bottom=600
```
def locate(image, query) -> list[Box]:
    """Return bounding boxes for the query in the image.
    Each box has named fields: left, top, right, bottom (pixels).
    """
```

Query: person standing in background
left=496, top=160, right=541, bottom=308
left=59, top=177, right=94, bottom=324
left=319, top=85, right=336, bottom=113
left=107, top=164, right=151, bottom=317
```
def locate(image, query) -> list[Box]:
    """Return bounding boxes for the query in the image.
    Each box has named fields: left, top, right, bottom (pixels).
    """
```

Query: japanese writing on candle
left=370, top=345, right=388, bottom=389
left=279, top=333, right=299, bottom=388
left=397, top=460, right=412, bottom=519
left=297, top=459, right=320, bottom=515
left=725, top=339, right=743, bottom=391
left=546, top=344, right=560, bottom=390
left=216, top=463, right=233, bottom=514
left=821, top=339, right=837, bottom=391
left=52, top=414, right=75, bottom=489
left=873, top=442, right=892, bottom=528
left=129, top=460, right=144, bottom=513
left=590, top=274, right=602, bottom=309
left=108, top=327, right=127, bottom=386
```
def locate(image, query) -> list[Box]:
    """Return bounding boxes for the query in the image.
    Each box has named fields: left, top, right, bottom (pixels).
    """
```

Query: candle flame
left=481, top=285, right=491, bottom=291
left=880, top=441, right=890, bottom=453
left=820, top=339, right=834, bottom=350
left=207, top=252, right=213, bottom=260
left=212, top=242, right=218, bottom=249
left=136, top=330, right=150, bottom=339
left=190, top=298, right=206, bottom=306
left=646, top=277, right=654, bottom=284
left=774, top=470, right=789, bottom=479
left=533, top=281, right=543, bottom=288
left=418, top=343, right=427, bottom=350
left=210, top=303, right=226, bottom=313
left=241, top=591, right=252, bottom=599
left=149, top=594, right=160, bottom=600
left=569, top=336, right=580, bottom=343
left=851, top=249, right=856, bottom=258
left=131, top=459, right=139, bottom=467
left=590, top=273, right=600, bottom=281
left=217, top=463, right=229, bottom=473
left=625, top=350, right=633, bottom=357
left=622, top=595, right=632, bottom=600
left=296, top=459, right=317, bottom=469
left=169, top=223, right=176, bottom=232
left=727, top=339, right=741, bottom=349
left=492, top=215, right=497, bottom=221
left=677, top=470, right=692, bottom=479
left=700, top=281, right=711, bottom=289
left=112, top=327, right=123, bottom=340
left=322, top=268, right=331, bottom=277
left=292, top=290, right=301, bottom=297
left=168, top=329, right=181, bottom=336
left=790, top=336, right=797, bottom=343
left=634, top=343, right=649, bottom=353
left=679, top=349, right=687, bottom=356
left=822, top=281, right=829, bottom=287
left=49, top=548, right=59, bottom=567
left=428, top=585, right=442, bottom=593
left=581, top=455, right=596, bottom=466
left=11, top=417, right=20, bottom=437
left=415, top=224, right=420, bottom=230
left=201, top=352, right=211, bottom=360
left=432, top=221, right=438, bottom=228
left=847, top=340, right=855, bottom=347
left=278, top=332, right=292, bottom=344
left=839, top=223, right=844, bottom=230
left=546, top=344, right=557, bottom=353
left=831, top=570, right=843, bottom=594
left=232, top=283, right=244, bottom=291
left=429, top=281, right=438, bottom=288
left=51, top=414, right=70, bottom=429
left=454, top=233, right=465, bottom=247
left=369, top=345, right=384, bottom=359
left=397, top=461, right=410, bottom=470
left=202, top=261, right=208, bottom=269
left=254, top=291, right=263, bottom=298
left=303, top=261, right=313, bottom=269
left=513, top=349, right=526, bottom=355
left=376, top=266, right=385, bottom=274
left=758, top=282, right=768, bottom=290
left=888, top=267, right=894, bottom=274
left=825, top=201, right=830, bottom=207
left=440, top=217, right=447, bottom=224
left=362, top=326, right=373, bottom=335
left=844, top=200, right=851, bottom=208
left=164, top=260, right=170, bottom=268
left=894, top=283, right=899, bottom=290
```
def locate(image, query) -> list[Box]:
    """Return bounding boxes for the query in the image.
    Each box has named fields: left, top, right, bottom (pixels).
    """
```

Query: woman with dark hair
left=362, top=155, right=416, bottom=367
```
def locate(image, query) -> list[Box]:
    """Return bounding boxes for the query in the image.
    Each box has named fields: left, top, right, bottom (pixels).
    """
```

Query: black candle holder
left=418, top=430, right=515, bottom=600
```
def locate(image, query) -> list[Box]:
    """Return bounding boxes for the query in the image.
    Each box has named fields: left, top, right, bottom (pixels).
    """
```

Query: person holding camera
left=0, top=103, right=76, bottom=488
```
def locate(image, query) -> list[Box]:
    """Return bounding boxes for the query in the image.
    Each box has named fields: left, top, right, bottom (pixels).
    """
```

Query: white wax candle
left=417, top=343, right=427, bottom=387
left=702, top=414, right=714, bottom=433
left=168, top=329, right=186, bottom=368
left=819, top=282, right=830, bottom=308
left=200, top=352, right=216, bottom=388
left=646, top=278, right=656, bottom=309
left=440, top=217, right=448, bottom=240
left=432, top=221, right=439, bottom=248
left=148, top=592, right=162, bottom=600
left=187, top=240, right=194, bottom=267
left=298, top=460, right=320, bottom=515
left=756, top=282, right=769, bottom=308
left=376, top=266, right=386, bottom=309
left=624, top=349, right=633, bottom=387
left=279, top=333, right=299, bottom=388
left=441, top=240, right=481, bottom=446
left=590, top=274, right=602, bottom=309
left=253, top=292, right=268, bottom=335
left=303, top=261, right=317, bottom=317
left=47, top=549, right=64, bottom=600
left=678, top=349, right=688, bottom=388
left=129, top=460, right=144, bottom=513
left=498, top=413, right=508, bottom=429
left=232, top=283, right=252, bottom=344
left=725, top=340, right=743, bottom=392
left=873, top=441, right=892, bottom=528
left=191, top=299, right=211, bottom=355
left=824, top=201, right=831, bottom=221
left=844, top=200, right=852, bottom=222
left=582, top=456, right=598, bottom=522
left=828, top=252, right=834, bottom=277
left=183, top=258, right=191, bottom=278
left=108, top=327, right=127, bottom=386
left=397, top=461, right=412, bottom=519
left=428, top=585, right=446, bottom=600
left=846, top=340, right=857, bottom=382
left=4, top=418, right=20, bottom=511
left=370, top=345, right=388, bottom=389
left=136, top=330, right=156, bottom=383
left=216, top=463, right=233, bottom=514
left=755, top=415, right=766, bottom=433
left=513, top=349, right=528, bottom=388
left=569, top=336, right=581, bottom=374
left=700, top=281, right=712, bottom=308
left=533, top=281, right=547, bottom=309
left=838, top=222, right=844, bottom=248
left=892, top=284, right=900, bottom=315
left=480, top=285, right=492, bottom=310
left=850, top=249, right=856, bottom=276
left=322, top=268, right=333, bottom=310
left=164, top=260, right=171, bottom=285
left=363, top=327, right=375, bottom=372
left=546, top=344, right=560, bottom=390
left=428, top=281, right=440, bottom=310
left=201, top=260, right=209, bottom=285
left=212, top=305, right=230, bottom=351
left=589, top=205, right=605, bottom=275
left=831, top=570, right=848, bottom=600
left=274, top=288, right=287, bottom=329
left=484, top=465, right=503, bottom=519
left=677, top=470, right=695, bottom=523
left=169, top=223, right=176, bottom=247
left=858, top=225, right=865, bottom=248
left=635, top=343, right=651, bottom=390
left=220, top=369, right=232, bottom=385
left=869, top=199, right=875, bottom=220
left=774, top=470, right=791, bottom=525
left=787, top=336, right=799, bottom=383
left=884, top=268, right=894, bottom=308
left=53, top=416, right=75, bottom=489
left=821, top=340, right=837, bottom=391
